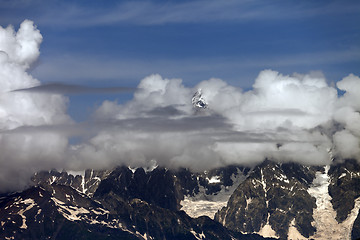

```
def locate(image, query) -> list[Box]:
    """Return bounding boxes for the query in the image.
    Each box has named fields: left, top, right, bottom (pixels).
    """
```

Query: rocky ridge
left=1, top=165, right=267, bottom=240
left=1, top=159, right=360, bottom=239
left=215, top=161, right=318, bottom=239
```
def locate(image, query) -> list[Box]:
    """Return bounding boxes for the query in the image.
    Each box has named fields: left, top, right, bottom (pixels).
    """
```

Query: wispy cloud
left=61, top=1, right=360, bottom=26
left=2, top=0, right=359, bottom=27
left=12, top=83, right=136, bottom=95
left=1, top=5, right=359, bottom=193
left=31, top=47, right=360, bottom=86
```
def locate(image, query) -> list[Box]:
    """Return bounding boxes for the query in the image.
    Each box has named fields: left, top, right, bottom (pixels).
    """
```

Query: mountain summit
left=192, top=89, right=208, bottom=109
left=1, top=159, right=360, bottom=239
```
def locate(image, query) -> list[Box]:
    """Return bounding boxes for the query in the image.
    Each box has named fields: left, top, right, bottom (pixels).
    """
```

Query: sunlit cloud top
left=0, top=1, right=359, bottom=192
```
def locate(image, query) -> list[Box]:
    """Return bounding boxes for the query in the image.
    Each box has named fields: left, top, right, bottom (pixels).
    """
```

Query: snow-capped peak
left=192, top=89, right=208, bottom=109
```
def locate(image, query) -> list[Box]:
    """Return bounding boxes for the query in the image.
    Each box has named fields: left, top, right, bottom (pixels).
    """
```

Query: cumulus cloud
left=332, top=74, right=360, bottom=159
left=0, top=19, right=42, bottom=68
left=0, top=20, right=71, bottom=192
left=333, top=130, right=360, bottom=160
left=1, top=20, right=360, bottom=192
left=79, top=71, right=338, bottom=170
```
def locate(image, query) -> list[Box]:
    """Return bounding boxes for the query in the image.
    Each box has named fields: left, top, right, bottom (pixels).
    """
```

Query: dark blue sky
left=1, top=0, right=359, bottom=120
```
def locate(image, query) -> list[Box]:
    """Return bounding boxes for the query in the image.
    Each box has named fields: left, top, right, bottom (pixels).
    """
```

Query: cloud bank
left=1, top=20, right=360, bottom=192
left=0, top=20, right=72, bottom=191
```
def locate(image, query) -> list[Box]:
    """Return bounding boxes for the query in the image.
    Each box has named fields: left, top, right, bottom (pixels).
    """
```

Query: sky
left=0, top=0, right=360, bottom=192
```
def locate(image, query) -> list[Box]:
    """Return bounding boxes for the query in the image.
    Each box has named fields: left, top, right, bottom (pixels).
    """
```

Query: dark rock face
left=31, top=169, right=110, bottom=196
left=6, top=159, right=360, bottom=239
left=176, top=165, right=250, bottom=197
left=328, top=159, right=360, bottom=223
left=0, top=186, right=137, bottom=240
left=31, top=165, right=250, bottom=212
left=215, top=160, right=317, bottom=239
left=328, top=159, right=360, bottom=240
left=352, top=212, right=360, bottom=240
left=0, top=175, right=269, bottom=240
left=94, top=166, right=183, bottom=211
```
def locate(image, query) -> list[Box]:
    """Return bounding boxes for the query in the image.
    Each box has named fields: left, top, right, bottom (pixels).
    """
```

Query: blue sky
left=1, top=0, right=360, bottom=190
left=1, top=0, right=360, bottom=120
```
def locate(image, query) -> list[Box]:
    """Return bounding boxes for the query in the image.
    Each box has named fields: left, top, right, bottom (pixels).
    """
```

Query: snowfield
left=307, top=166, right=360, bottom=240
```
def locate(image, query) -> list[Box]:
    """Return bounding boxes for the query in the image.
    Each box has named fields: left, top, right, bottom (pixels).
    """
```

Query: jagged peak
left=192, top=88, right=208, bottom=109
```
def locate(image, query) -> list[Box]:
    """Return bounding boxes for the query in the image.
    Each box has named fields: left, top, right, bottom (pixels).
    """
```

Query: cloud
left=12, top=82, right=136, bottom=95
left=1, top=20, right=360, bottom=193
left=4, top=1, right=359, bottom=27
left=333, top=130, right=360, bottom=160
left=30, top=48, right=360, bottom=89
left=0, top=19, right=42, bottom=68
left=332, top=74, right=360, bottom=159
left=75, top=72, right=337, bottom=171
left=0, top=20, right=72, bottom=192
left=336, top=74, right=360, bottom=111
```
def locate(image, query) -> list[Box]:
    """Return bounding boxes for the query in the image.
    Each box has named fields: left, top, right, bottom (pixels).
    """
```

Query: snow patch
left=260, top=169, right=269, bottom=208
left=18, top=198, right=36, bottom=229
left=181, top=198, right=227, bottom=219
left=207, top=175, right=221, bottom=184
left=89, top=218, right=139, bottom=237
left=51, top=196, right=135, bottom=235
left=140, top=232, right=153, bottom=240
left=21, top=199, right=35, bottom=205
left=81, top=175, right=85, bottom=194
left=128, top=166, right=137, bottom=173
left=245, top=198, right=252, bottom=211
left=258, top=214, right=278, bottom=239
left=339, top=173, right=347, bottom=179
left=276, top=172, right=290, bottom=183
left=287, top=218, right=305, bottom=240
left=308, top=166, right=360, bottom=239
left=52, top=197, right=90, bottom=221
left=258, top=223, right=278, bottom=239
left=49, top=176, right=57, bottom=185
left=190, top=230, right=206, bottom=240
left=91, top=208, right=110, bottom=215
left=181, top=168, right=247, bottom=219
left=342, top=197, right=360, bottom=240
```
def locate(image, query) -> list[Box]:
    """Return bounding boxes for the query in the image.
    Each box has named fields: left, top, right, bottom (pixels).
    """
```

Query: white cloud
left=337, top=74, right=360, bottom=111
left=94, top=74, right=193, bottom=120
left=19, top=1, right=359, bottom=27
left=0, top=20, right=71, bottom=192
left=333, top=130, right=360, bottom=160
left=0, top=19, right=42, bottom=68
left=1, top=20, right=360, bottom=192
left=332, top=74, right=360, bottom=160
left=80, top=70, right=344, bottom=171
left=0, top=20, right=70, bottom=130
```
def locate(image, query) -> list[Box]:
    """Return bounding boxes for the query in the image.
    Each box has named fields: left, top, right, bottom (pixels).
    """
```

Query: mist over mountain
left=0, top=20, right=359, bottom=193
left=0, top=16, right=360, bottom=239
left=1, top=158, right=360, bottom=239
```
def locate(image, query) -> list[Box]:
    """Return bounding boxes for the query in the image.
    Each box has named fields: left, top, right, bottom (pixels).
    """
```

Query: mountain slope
left=215, top=161, right=317, bottom=239
left=215, top=159, right=360, bottom=239
left=3, top=159, right=360, bottom=239
left=1, top=166, right=269, bottom=240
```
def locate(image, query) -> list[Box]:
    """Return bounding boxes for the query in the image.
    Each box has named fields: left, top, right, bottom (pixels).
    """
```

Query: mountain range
left=1, top=158, right=360, bottom=239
